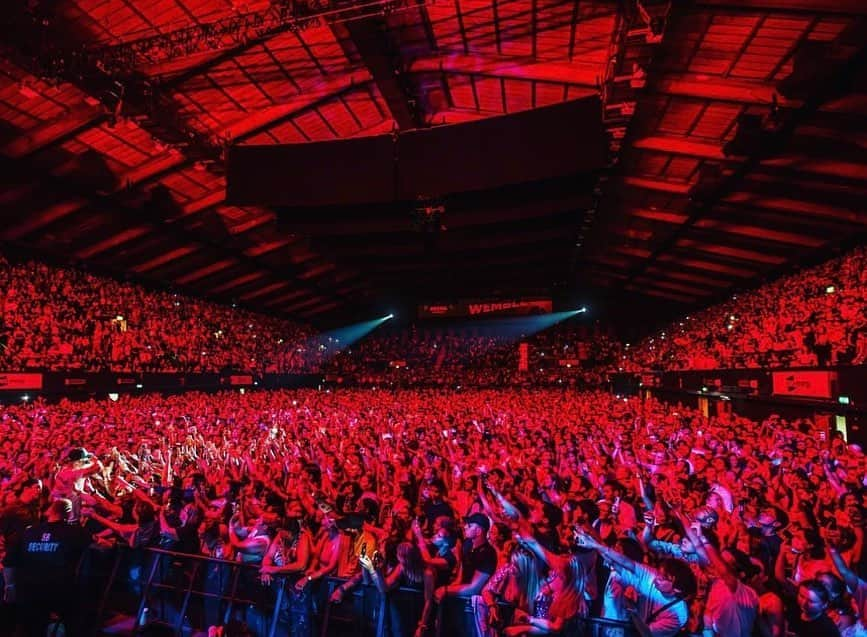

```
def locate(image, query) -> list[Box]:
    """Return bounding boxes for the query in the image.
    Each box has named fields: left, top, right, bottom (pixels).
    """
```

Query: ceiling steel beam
left=695, top=0, right=867, bottom=16
left=636, top=134, right=867, bottom=183
left=619, top=24, right=867, bottom=289
left=623, top=285, right=695, bottom=304
left=263, top=289, right=311, bottom=308
left=632, top=276, right=713, bottom=297
left=722, top=190, right=867, bottom=225
left=131, top=245, right=200, bottom=273
left=0, top=104, right=106, bottom=158
left=657, top=252, right=757, bottom=278
left=3, top=151, right=186, bottom=240
left=239, top=281, right=291, bottom=302
left=644, top=266, right=734, bottom=288
left=341, top=19, right=420, bottom=129
left=299, top=300, right=343, bottom=318
left=208, top=271, right=268, bottom=295
left=409, top=54, right=601, bottom=87
left=622, top=176, right=691, bottom=194
left=673, top=237, right=787, bottom=265
left=628, top=204, right=825, bottom=247
left=174, top=259, right=238, bottom=285
left=74, top=226, right=153, bottom=259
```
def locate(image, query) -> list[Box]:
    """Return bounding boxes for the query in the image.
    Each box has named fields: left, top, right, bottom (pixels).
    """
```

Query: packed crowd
left=3, top=246, right=867, bottom=380
left=1, top=387, right=866, bottom=636
left=623, top=246, right=867, bottom=371
left=0, top=255, right=316, bottom=374
left=322, top=323, right=619, bottom=388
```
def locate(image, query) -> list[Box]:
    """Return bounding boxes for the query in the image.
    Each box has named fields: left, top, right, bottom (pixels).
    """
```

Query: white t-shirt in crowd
left=704, top=578, right=759, bottom=637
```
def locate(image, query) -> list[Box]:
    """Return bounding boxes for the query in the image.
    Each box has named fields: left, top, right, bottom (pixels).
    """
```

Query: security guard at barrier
left=3, top=498, right=93, bottom=636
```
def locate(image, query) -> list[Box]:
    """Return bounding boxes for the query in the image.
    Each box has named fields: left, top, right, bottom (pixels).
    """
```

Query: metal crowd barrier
left=82, top=546, right=637, bottom=636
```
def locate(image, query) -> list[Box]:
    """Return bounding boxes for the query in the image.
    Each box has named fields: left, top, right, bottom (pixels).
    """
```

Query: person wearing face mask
left=411, top=516, right=458, bottom=637
left=576, top=529, right=694, bottom=637
left=434, top=514, right=497, bottom=604
left=752, top=506, right=787, bottom=576
left=412, top=515, right=459, bottom=586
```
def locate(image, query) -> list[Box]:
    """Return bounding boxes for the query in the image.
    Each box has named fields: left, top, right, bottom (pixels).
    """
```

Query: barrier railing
left=84, top=546, right=638, bottom=636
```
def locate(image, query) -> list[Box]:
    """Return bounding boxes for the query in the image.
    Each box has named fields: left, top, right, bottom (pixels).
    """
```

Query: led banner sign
left=771, top=371, right=837, bottom=399
left=0, top=373, right=43, bottom=390
left=419, top=298, right=553, bottom=318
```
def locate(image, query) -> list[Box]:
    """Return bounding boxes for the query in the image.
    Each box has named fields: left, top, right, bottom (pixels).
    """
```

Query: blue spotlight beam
left=302, top=314, right=393, bottom=361
left=435, top=309, right=588, bottom=343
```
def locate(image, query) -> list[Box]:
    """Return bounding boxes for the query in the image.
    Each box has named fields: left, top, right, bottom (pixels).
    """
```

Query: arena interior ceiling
left=1, top=0, right=866, bottom=322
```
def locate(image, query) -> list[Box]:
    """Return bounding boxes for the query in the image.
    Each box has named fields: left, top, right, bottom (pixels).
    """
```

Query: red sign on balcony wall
left=771, top=371, right=836, bottom=399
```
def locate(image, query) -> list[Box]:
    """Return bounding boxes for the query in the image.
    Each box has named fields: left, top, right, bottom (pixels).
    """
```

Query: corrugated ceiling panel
left=689, top=103, right=742, bottom=141
left=729, top=18, right=810, bottom=80
left=459, top=0, right=498, bottom=52
left=634, top=152, right=678, bottom=178
left=534, top=0, right=573, bottom=61
left=570, top=7, right=617, bottom=65
left=474, top=76, right=503, bottom=112
left=318, top=100, right=361, bottom=137
left=300, top=26, right=352, bottom=76
left=447, top=76, right=477, bottom=109
left=208, top=65, right=271, bottom=112
left=343, top=91, right=386, bottom=131
left=81, top=0, right=150, bottom=41
left=812, top=17, right=853, bottom=42
left=427, top=3, right=465, bottom=51
left=534, top=82, right=565, bottom=107
left=657, top=100, right=705, bottom=136
left=497, top=0, right=533, bottom=58
left=504, top=78, right=532, bottom=112
left=293, top=109, right=336, bottom=141
left=689, top=15, right=758, bottom=76
left=264, top=119, right=309, bottom=143
left=238, top=48, right=299, bottom=104
left=664, top=156, right=702, bottom=181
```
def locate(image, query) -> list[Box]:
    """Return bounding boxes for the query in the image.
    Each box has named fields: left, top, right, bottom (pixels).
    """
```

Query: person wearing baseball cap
left=434, top=513, right=497, bottom=606
left=51, top=448, right=102, bottom=523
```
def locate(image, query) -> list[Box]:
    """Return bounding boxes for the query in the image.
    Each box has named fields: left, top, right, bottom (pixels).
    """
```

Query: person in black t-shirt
left=434, top=513, right=497, bottom=602
left=3, top=498, right=93, bottom=636
left=0, top=479, right=43, bottom=559
left=788, top=579, right=841, bottom=637
left=429, top=513, right=497, bottom=637
left=421, top=479, right=454, bottom=536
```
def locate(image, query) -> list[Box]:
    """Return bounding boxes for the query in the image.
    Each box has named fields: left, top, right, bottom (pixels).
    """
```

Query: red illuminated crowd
left=0, top=255, right=316, bottom=374
left=3, top=247, right=867, bottom=383
left=623, top=246, right=867, bottom=371
left=1, top=388, right=866, bottom=636
left=323, top=324, right=620, bottom=388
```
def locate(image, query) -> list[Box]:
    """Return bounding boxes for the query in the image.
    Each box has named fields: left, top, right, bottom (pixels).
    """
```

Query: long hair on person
left=510, top=545, right=542, bottom=616
left=548, top=554, right=588, bottom=620
left=396, top=541, right=425, bottom=585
